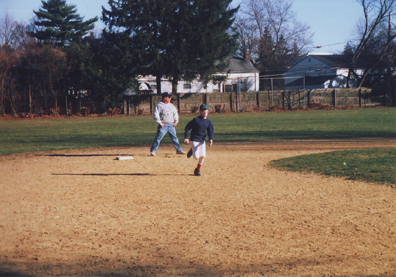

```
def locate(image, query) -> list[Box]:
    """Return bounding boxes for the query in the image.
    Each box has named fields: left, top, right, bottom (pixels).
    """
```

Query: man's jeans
left=150, top=124, right=183, bottom=154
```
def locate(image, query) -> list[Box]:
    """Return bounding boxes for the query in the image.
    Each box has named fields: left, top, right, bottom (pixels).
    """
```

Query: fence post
left=237, top=79, right=240, bottom=112
left=298, top=90, right=301, bottom=108
left=332, top=89, right=336, bottom=107
left=78, top=91, right=82, bottom=114
left=123, top=96, right=127, bottom=115
left=282, top=91, right=285, bottom=109
left=358, top=88, right=362, bottom=107
left=393, top=78, right=396, bottom=107
left=271, top=78, right=274, bottom=106
left=133, top=96, right=137, bottom=115
left=307, top=90, right=311, bottom=107
left=236, top=91, right=239, bottom=112
left=257, top=91, right=260, bottom=110
left=29, top=84, right=32, bottom=116
left=290, top=91, right=293, bottom=109
left=150, top=94, right=153, bottom=115
left=229, top=92, right=233, bottom=112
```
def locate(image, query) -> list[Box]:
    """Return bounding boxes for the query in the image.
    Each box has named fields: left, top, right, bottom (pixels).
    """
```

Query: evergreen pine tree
left=31, top=0, right=97, bottom=48
left=102, top=0, right=238, bottom=93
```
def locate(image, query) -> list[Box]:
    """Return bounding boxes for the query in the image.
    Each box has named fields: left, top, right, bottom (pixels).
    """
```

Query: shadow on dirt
left=0, top=256, right=390, bottom=277
left=0, top=270, right=33, bottom=277
left=45, top=154, right=131, bottom=157
left=51, top=173, right=190, bottom=176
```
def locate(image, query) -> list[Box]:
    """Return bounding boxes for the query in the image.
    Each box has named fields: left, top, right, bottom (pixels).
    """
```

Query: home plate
left=116, top=156, right=134, bottom=160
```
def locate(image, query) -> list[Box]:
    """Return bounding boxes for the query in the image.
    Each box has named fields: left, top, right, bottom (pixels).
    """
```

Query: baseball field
left=0, top=108, right=395, bottom=276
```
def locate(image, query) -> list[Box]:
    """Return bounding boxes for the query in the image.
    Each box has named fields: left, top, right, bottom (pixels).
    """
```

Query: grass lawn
left=269, top=148, right=396, bottom=186
left=1, top=107, right=395, bottom=156
left=0, top=107, right=395, bottom=185
left=212, top=107, right=395, bottom=141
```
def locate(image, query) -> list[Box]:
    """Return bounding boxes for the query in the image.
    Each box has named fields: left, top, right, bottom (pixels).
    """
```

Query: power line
left=315, top=39, right=360, bottom=49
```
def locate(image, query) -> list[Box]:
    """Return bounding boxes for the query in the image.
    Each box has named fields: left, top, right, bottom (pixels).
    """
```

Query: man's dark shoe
left=194, top=168, right=201, bottom=176
left=187, top=149, right=193, bottom=158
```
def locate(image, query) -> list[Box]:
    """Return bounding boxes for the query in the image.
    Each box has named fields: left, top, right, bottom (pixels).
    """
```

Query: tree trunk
left=44, top=87, right=49, bottom=115
left=156, top=74, right=162, bottom=95
left=0, top=88, right=4, bottom=116
left=171, top=78, right=178, bottom=94
left=29, top=84, right=32, bottom=116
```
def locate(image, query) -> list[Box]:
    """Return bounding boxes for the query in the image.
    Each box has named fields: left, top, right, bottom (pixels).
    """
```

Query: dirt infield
left=0, top=139, right=395, bottom=276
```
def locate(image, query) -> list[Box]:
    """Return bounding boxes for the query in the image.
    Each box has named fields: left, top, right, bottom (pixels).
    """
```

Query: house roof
left=228, top=57, right=259, bottom=73
left=310, top=54, right=387, bottom=69
left=309, top=54, right=349, bottom=68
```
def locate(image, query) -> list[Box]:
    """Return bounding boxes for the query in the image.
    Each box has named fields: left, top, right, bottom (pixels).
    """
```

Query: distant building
left=284, top=53, right=364, bottom=90
left=127, top=55, right=259, bottom=95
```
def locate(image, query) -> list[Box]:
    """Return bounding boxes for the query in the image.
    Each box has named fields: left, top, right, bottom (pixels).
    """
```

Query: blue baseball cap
left=162, top=92, right=172, bottom=98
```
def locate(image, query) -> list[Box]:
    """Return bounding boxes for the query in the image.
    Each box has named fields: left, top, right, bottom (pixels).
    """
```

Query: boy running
left=184, top=104, right=214, bottom=176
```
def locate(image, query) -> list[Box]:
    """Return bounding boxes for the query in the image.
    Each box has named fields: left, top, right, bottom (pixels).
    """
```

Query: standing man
left=150, top=92, right=185, bottom=156
left=184, top=104, right=214, bottom=176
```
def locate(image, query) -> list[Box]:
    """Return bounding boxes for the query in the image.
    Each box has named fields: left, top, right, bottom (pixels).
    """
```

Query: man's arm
left=153, top=105, right=163, bottom=126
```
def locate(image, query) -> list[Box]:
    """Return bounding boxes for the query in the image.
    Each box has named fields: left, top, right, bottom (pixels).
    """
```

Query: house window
left=151, top=84, right=157, bottom=89
left=224, top=84, right=234, bottom=92
left=183, top=83, right=192, bottom=89
left=308, top=58, right=311, bottom=63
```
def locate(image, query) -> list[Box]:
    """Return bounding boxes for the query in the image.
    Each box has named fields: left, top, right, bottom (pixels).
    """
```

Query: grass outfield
left=1, top=107, right=395, bottom=156
left=1, top=107, right=395, bottom=185
left=269, top=148, right=396, bottom=186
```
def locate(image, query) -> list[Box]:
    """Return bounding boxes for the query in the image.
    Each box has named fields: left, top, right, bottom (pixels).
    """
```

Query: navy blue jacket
left=184, top=116, right=213, bottom=143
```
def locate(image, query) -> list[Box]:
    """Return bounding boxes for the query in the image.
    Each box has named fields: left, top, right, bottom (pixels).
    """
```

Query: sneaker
left=194, top=168, right=201, bottom=176
left=177, top=150, right=186, bottom=154
left=187, top=149, right=192, bottom=158
left=150, top=152, right=155, bottom=156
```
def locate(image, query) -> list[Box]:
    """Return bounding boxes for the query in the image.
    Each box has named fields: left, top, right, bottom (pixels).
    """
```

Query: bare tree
left=234, top=0, right=313, bottom=75
left=32, top=46, right=67, bottom=114
left=0, top=13, right=30, bottom=50
left=0, top=14, right=25, bottom=115
left=0, top=48, right=18, bottom=115
left=349, top=0, right=396, bottom=91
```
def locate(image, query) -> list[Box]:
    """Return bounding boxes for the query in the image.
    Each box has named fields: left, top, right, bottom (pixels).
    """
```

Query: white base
left=116, top=156, right=134, bottom=160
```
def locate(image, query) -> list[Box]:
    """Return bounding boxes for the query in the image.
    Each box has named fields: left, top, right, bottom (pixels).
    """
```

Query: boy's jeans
left=150, top=124, right=183, bottom=154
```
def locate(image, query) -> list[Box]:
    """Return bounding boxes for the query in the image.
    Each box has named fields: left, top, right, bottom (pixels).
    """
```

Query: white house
left=132, top=56, right=259, bottom=95
left=284, top=53, right=363, bottom=90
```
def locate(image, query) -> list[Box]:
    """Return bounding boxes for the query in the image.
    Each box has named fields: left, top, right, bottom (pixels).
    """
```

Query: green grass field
left=269, top=148, right=396, bottom=186
left=1, top=107, right=395, bottom=185
left=1, top=107, right=394, bottom=156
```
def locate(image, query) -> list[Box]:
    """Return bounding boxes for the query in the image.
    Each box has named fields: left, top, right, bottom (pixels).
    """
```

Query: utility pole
left=388, top=12, right=395, bottom=106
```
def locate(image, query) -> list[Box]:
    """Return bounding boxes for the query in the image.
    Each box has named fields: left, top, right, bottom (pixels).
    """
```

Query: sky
left=0, top=0, right=364, bottom=54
